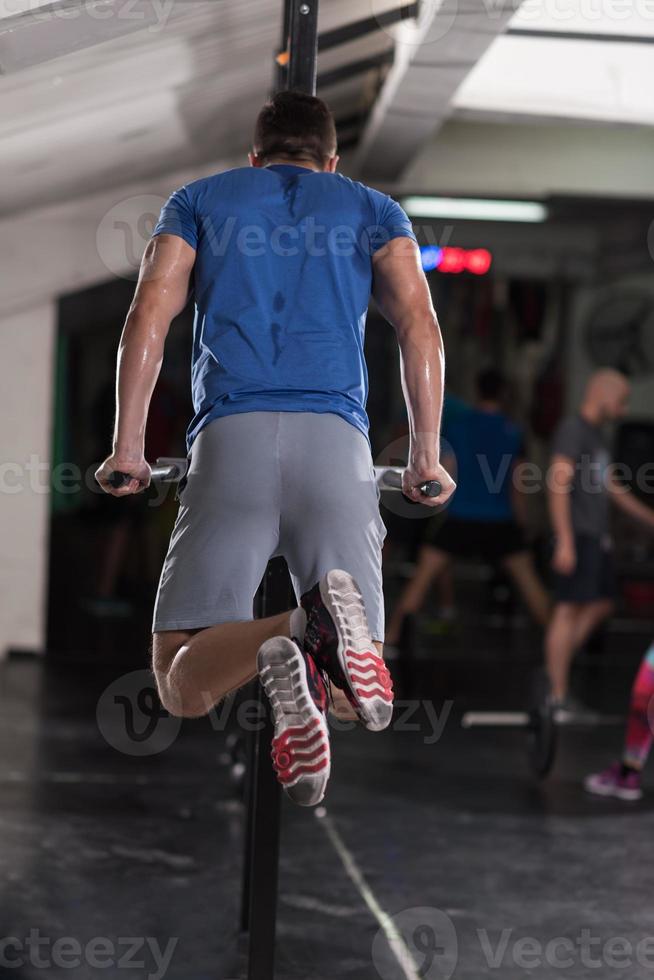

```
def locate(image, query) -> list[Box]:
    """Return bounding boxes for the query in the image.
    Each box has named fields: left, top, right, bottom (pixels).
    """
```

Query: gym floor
left=1, top=625, right=652, bottom=980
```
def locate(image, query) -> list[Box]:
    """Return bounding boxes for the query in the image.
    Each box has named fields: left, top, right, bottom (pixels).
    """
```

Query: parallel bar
left=462, top=711, right=531, bottom=728
left=150, top=458, right=434, bottom=495
left=318, top=3, right=419, bottom=52
left=462, top=709, right=625, bottom=730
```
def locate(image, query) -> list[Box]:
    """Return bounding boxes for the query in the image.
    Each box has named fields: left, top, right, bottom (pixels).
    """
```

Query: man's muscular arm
left=95, top=234, right=196, bottom=496
left=372, top=237, right=455, bottom=506
left=548, top=454, right=577, bottom=574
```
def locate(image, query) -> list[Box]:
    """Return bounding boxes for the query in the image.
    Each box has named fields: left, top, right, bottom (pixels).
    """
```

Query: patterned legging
left=624, top=642, right=654, bottom=770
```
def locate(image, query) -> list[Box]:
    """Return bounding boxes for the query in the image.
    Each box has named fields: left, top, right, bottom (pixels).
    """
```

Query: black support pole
left=242, top=560, right=295, bottom=980
left=241, top=6, right=320, bottom=977
left=287, top=0, right=319, bottom=95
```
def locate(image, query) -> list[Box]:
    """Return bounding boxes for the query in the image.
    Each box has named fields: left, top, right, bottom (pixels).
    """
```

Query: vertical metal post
left=287, top=0, right=319, bottom=95
left=240, top=5, right=321, bottom=976
left=246, top=685, right=282, bottom=980
left=241, top=559, right=294, bottom=980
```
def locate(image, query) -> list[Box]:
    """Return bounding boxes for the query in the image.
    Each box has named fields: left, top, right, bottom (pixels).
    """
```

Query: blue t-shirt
left=443, top=409, right=524, bottom=522
left=152, top=164, right=416, bottom=448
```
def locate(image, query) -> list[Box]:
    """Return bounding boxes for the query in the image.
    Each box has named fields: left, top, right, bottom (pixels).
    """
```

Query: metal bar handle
left=105, top=459, right=442, bottom=499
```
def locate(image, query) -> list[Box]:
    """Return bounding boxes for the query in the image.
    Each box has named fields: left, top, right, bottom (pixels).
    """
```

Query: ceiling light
left=402, top=196, right=548, bottom=222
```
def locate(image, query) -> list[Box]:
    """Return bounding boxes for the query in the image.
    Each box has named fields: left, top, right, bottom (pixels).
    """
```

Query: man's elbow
left=395, top=311, right=442, bottom=347
left=123, top=301, right=173, bottom=346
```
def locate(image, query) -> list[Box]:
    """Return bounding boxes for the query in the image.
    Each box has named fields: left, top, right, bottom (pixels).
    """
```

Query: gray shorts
left=152, top=412, right=387, bottom=639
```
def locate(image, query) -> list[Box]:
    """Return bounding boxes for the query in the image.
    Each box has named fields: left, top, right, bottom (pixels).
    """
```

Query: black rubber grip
left=107, top=471, right=132, bottom=489
left=418, top=480, right=442, bottom=498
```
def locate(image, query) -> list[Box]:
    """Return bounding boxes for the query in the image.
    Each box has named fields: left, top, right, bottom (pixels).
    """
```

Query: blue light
left=420, top=245, right=442, bottom=272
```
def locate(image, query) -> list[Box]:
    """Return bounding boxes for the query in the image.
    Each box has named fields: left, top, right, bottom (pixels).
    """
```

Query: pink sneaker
left=584, top=763, right=643, bottom=801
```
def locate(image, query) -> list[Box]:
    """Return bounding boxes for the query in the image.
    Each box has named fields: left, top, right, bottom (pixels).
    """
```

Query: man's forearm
left=113, top=308, right=169, bottom=458
left=397, top=315, right=444, bottom=463
left=549, top=489, right=574, bottom=544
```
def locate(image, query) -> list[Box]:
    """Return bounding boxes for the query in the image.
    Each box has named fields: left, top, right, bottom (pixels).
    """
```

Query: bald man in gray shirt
left=546, top=369, right=654, bottom=717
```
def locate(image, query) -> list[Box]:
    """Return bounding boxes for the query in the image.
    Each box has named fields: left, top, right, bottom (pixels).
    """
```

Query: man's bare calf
left=152, top=612, right=292, bottom=718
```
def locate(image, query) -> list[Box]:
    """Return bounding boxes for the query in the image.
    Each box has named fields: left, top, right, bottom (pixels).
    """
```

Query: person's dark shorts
left=553, top=533, right=616, bottom=604
left=422, top=516, right=527, bottom=562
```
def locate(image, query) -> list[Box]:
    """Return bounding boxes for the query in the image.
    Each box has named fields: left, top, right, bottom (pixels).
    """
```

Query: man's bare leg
left=571, top=599, right=614, bottom=651
left=545, top=602, right=581, bottom=701
left=153, top=611, right=292, bottom=718
left=501, top=551, right=551, bottom=627
left=385, top=546, right=450, bottom=645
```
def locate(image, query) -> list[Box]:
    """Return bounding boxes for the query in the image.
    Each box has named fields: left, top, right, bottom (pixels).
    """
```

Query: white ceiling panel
left=453, top=35, right=654, bottom=126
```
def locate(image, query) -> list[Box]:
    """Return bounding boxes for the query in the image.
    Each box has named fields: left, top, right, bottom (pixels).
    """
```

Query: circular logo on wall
left=369, top=0, right=459, bottom=53
left=96, top=669, right=181, bottom=757
left=96, top=194, right=165, bottom=280
left=375, top=435, right=453, bottom=520
left=372, top=906, right=459, bottom=980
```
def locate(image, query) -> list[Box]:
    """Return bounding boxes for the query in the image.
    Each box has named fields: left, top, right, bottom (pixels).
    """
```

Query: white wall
left=401, top=120, right=654, bottom=199
left=0, top=159, right=232, bottom=659
left=0, top=301, right=56, bottom=657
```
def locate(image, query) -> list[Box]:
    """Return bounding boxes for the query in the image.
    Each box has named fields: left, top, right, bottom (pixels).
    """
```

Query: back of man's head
left=253, top=91, right=337, bottom=169
left=584, top=367, right=631, bottom=420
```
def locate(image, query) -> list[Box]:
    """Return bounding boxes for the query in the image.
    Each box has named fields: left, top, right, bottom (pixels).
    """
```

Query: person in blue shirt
left=95, top=90, right=456, bottom=807
left=386, top=369, right=550, bottom=645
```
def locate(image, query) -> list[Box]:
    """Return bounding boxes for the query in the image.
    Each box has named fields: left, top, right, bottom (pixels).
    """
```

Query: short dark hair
left=253, top=91, right=337, bottom=167
left=476, top=368, right=507, bottom=402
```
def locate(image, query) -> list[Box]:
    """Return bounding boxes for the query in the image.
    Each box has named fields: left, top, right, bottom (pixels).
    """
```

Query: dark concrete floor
left=1, top=624, right=653, bottom=980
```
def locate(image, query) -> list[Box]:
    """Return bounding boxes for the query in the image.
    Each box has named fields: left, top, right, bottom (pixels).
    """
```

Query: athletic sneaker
left=257, top=636, right=330, bottom=807
left=300, top=569, right=394, bottom=732
left=584, top=763, right=643, bottom=802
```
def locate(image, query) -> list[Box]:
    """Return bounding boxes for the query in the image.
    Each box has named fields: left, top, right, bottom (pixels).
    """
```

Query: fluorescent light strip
left=401, top=196, right=548, bottom=223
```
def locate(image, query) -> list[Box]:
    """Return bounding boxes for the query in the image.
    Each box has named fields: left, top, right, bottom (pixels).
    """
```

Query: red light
left=466, top=248, right=492, bottom=275
left=438, top=247, right=467, bottom=274
left=430, top=246, right=493, bottom=275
